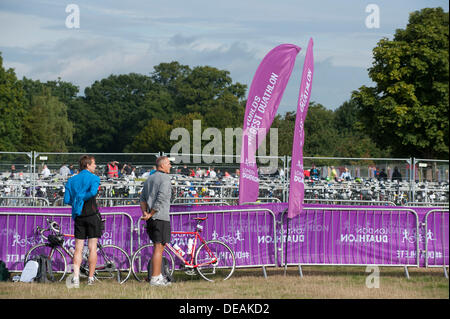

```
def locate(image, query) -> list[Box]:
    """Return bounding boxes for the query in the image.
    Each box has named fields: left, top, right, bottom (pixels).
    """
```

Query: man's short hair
left=155, top=156, right=169, bottom=168
left=79, top=155, right=95, bottom=170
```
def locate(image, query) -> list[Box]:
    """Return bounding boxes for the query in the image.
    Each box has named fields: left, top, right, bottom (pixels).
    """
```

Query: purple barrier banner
left=424, top=209, right=449, bottom=267
left=151, top=209, right=277, bottom=269
left=280, top=207, right=449, bottom=268
left=0, top=206, right=278, bottom=271
left=1, top=204, right=447, bottom=271
left=0, top=209, right=134, bottom=271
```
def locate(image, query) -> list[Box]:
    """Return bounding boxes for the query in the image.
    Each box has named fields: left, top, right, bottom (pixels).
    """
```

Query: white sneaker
left=150, top=275, right=171, bottom=287
left=71, top=277, right=80, bottom=288
left=87, top=277, right=95, bottom=286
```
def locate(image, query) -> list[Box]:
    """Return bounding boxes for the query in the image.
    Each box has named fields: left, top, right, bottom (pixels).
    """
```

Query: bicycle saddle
left=193, top=217, right=207, bottom=221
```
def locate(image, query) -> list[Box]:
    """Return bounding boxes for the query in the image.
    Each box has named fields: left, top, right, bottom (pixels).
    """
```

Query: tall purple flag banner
left=239, top=44, right=300, bottom=204
left=288, top=38, right=314, bottom=219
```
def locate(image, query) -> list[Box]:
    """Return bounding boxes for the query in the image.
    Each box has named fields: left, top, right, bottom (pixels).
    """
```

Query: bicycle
left=131, top=216, right=236, bottom=282
left=24, top=218, right=132, bottom=284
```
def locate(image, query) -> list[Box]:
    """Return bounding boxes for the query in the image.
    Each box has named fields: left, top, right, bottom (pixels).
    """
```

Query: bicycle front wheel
left=24, top=243, right=68, bottom=281
left=131, top=244, right=175, bottom=282
left=195, top=240, right=235, bottom=282
left=95, top=245, right=132, bottom=284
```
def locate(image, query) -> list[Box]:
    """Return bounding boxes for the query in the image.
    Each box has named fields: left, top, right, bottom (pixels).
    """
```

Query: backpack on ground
left=147, top=256, right=173, bottom=283
left=20, top=259, right=39, bottom=282
left=0, top=260, right=10, bottom=282
left=20, top=255, right=54, bottom=283
left=35, top=255, right=55, bottom=283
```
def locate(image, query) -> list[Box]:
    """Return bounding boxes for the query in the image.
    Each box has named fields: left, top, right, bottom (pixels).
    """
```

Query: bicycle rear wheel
left=24, top=243, right=67, bottom=281
left=195, top=240, right=235, bottom=282
left=95, top=244, right=131, bottom=284
left=131, top=244, right=175, bottom=282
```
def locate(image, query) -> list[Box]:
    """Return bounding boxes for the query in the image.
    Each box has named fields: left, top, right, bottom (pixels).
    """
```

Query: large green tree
left=77, top=73, right=157, bottom=152
left=21, top=88, right=74, bottom=152
left=0, top=53, right=26, bottom=151
left=352, top=7, right=449, bottom=158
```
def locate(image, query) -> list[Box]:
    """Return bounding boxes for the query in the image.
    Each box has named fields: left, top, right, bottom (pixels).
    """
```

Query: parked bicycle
left=131, top=216, right=236, bottom=282
left=24, top=218, right=132, bottom=284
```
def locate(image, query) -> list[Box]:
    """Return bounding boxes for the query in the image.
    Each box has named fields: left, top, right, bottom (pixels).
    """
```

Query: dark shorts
left=146, top=219, right=171, bottom=245
left=74, top=214, right=103, bottom=239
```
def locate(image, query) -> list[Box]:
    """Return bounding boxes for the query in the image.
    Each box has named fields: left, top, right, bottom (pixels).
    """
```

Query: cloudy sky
left=0, top=0, right=448, bottom=113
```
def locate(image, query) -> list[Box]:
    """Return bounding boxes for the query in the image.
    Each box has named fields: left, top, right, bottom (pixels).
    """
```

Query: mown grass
left=1, top=266, right=448, bottom=299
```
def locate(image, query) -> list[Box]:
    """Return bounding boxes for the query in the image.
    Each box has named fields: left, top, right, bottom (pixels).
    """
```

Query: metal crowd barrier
left=0, top=211, right=134, bottom=272
left=424, top=209, right=449, bottom=278
left=0, top=196, right=50, bottom=207
left=279, top=207, right=420, bottom=278
left=406, top=202, right=449, bottom=207
left=172, top=197, right=281, bottom=205
left=53, top=197, right=141, bottom=207
left=304, top=199, right=396, bottom=206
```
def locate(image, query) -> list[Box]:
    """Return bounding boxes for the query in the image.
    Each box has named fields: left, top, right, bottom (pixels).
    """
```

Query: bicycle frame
left=38, top=227, right=116, bottom=275
left=165, top=230, right=218, bottom=269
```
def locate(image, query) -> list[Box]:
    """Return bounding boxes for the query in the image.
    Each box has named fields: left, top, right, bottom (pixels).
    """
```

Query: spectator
left=304, top=169, right=310, bottom=179
left=9, top=165, right=16, bottom=179
left=41, top=164, right=51, bottom=179
left=69, top=164, right=74, bottom=175
left=107, top=161, right=119, bottom=178
left=141, top=169, right=151, bottom=179
left=63, top=155, right=101, bottom=288
left=130, top=167, right=136, bottom=179
left=149, top=166, right=157, bottom=176
left=60, top=164, right=70, bottom=178
left=209, top=168, right=217, bottom=178
left=340, top=167, right=352, bottom=181
left=140, top=156, right=172, bottom=287
left=181, top=165, right=190, bottom=176
left=310, top=164, right=320, bottom=180
left=392, top=167, right=402, bottom=182
left=378, top=168, right=388, bottom=181
left=278, top=168, right=285, bottom=180
left=330, top=166, right=338, bottom=181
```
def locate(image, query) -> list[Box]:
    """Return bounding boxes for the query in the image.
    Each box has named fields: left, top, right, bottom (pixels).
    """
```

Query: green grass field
left=1, top=266, right=448, bottom=299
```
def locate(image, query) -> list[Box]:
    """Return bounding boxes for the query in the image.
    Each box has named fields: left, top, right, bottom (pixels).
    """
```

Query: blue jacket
left=64, top=170, right=101, bottom=220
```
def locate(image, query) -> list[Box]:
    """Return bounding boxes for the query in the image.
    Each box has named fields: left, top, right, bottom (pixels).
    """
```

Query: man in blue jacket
left=64, top=155, right=101, bottom=288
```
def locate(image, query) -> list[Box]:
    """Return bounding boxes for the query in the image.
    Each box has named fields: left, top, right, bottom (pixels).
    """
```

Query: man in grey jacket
left=140, top=156, right=172, bottom=286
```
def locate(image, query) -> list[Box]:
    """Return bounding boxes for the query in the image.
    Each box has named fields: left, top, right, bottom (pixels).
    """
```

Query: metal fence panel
left=0, top=211, right=133, bottom=271
left=424, top=209, right=449, bottom=269
left=279, top=208, right=420, bottom=268
left=135, top=208, right=278, bottom=269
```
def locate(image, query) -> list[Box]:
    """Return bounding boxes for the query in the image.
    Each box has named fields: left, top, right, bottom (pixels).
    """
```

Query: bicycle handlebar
left=36, top=218, right=61, bottom=240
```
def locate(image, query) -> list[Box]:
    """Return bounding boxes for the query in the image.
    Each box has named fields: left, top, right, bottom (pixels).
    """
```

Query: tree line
left=0, top=8, right=447, bottom=160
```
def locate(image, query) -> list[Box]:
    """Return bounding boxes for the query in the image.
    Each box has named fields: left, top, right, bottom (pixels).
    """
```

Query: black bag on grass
left=34, top=255, right=55, bottom=283
left=0, top=260, right=10, bottom=282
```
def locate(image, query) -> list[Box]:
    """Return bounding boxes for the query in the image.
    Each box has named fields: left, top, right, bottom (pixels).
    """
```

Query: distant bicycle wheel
left=195, top=240, right=235, bottom=282
left=24, top=243, right=68, bottom=281
left=95, top=244, right=132, bottom=284
left=131, top=244, right=175, bottom=282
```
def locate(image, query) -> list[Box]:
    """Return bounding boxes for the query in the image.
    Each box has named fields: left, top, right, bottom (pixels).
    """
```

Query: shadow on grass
left=228, top=266, right=449, bottom=280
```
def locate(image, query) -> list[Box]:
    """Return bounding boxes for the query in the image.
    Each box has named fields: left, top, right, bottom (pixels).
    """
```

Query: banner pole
left=284, top=210, right=289, bottom=275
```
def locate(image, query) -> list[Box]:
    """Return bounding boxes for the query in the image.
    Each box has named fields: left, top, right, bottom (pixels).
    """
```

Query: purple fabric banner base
left=1, top=203, right=448, bottom=271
